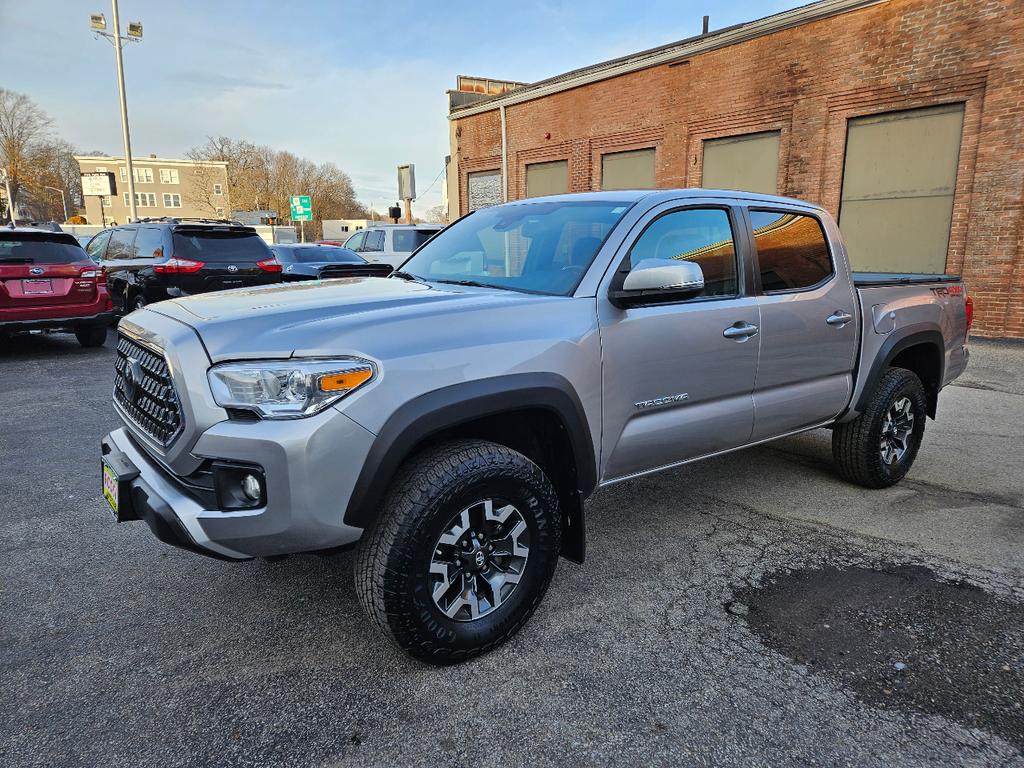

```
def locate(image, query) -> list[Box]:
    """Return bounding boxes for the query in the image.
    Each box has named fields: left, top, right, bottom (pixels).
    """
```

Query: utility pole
left=91, top=4, right=143, bottom=222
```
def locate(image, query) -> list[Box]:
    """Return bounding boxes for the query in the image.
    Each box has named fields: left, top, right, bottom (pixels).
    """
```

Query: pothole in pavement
left=729, top=564, right=1024, bottom=750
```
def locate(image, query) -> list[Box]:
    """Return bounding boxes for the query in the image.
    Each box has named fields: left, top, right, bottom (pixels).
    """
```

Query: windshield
left=0, top=233, right=86, bottom=264
left=392, top=228, right=438, bottom=253
left=279, top=246, right=364, bottom=264
left=400, top=201, right=630, bottom=295
left=172, top=230, right=271, bottom=263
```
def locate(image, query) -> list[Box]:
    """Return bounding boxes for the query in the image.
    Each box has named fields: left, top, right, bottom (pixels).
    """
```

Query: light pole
left=43, top=186, right=68, bottom=222
left=91, top=3, right=143, bottom=222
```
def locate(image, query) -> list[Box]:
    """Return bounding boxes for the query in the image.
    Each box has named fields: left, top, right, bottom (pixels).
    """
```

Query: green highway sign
left=289, top=195, right=312, bottom=221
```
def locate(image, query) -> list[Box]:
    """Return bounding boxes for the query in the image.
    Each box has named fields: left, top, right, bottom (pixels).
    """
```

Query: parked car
left=343, top=223, right=443, bottom=269
left=100, top=189, right=971, bottom=664
left=0, top=227, right=112, bottom=347
left=272, top=244, right=393, bottom=282
left=87, top=218, right=281, bottom=314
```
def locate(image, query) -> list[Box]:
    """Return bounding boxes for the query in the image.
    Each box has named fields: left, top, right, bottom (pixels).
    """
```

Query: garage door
left=601, top=148, right=656, bottom=190
left=839, top=103, right=964, bottom=273
left=702, top=131, right=780, bottom=195
left=525, top=160, right=568, bottom=198
left=467, top=169, right=502, bottom=211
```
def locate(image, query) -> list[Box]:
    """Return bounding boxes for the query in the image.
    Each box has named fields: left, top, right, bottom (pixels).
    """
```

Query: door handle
left=826, top=310, right=853, bottom=327
left=723, top=321, right=759, bottom=340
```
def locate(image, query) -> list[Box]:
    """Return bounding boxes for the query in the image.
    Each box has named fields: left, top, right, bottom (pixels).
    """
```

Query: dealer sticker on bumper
left=102, top=461, right=119, bottom=520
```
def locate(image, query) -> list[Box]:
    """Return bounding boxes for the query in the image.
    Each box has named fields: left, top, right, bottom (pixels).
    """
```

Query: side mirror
left=610, top=258, right=705, bottom=307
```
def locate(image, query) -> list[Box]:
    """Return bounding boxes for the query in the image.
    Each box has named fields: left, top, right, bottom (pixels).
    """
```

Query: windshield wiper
left=390, top=270, right=424, bottom=283
left=0, top=257, right=33, bottom=264
left=432, top=278, right=500, bottom=290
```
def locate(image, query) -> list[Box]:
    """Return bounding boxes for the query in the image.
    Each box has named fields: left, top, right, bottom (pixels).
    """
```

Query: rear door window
left=749, top=210, right=833, bottom=292
left=171, top=230, right=271, bottom=263
left=134, top=227, right=165, bottom=260
left=363, top=230, right=385, bottom=252
left=104, top=228, right=138, bottom=261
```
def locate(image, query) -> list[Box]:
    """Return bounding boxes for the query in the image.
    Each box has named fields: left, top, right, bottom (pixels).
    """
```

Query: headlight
left=208, top=358, right=375, bottom=419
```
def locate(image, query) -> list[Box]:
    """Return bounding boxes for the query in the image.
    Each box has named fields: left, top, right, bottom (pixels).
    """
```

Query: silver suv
left=100, top=189, right=971, bottom=664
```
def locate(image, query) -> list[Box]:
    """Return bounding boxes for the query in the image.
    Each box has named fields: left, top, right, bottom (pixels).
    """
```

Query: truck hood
left=145, top=276, right=562, bottom=361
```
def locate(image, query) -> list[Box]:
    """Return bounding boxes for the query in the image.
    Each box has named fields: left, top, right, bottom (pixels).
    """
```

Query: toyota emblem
left=227, top=265, right=238, bottom=273
left=124, top=356, right=143, bottom=399
left=29, top=267, right=44, bottom=275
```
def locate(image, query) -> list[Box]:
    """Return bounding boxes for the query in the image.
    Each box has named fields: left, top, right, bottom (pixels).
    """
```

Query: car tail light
left=80, top=267, right=106, bottom=284
left=257, top=257, right=282, bottom=273
left=965, top=294, right=974, bottom=331
left=154, top=257, right=204, bottom=274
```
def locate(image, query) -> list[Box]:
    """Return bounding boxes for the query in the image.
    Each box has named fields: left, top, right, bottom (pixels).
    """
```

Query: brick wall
left=451, top=0, right=1024, bottom=337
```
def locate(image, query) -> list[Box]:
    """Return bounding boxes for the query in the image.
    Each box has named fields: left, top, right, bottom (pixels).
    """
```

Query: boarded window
left=525, top=160, right=569, bottom=198
left=467, top=169, right=502, bottom=211
left=601, top=148, right=656, bottom=190
left=839, top=104, right=964, bottom=273
left=702, top=131, right=780, bottom=195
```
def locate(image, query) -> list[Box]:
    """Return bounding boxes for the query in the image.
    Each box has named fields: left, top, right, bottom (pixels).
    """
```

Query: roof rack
left=133, top=216, right=245, bottom=226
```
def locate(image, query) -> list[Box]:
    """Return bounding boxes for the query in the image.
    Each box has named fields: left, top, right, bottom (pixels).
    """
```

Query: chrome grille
left=113, top=334, right=183, bottom=446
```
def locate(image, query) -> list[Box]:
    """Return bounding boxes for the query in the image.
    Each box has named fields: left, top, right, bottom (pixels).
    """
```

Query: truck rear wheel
left=832, top=367, right=927, bottom=488
left=354, top=439, right=561, bottom=665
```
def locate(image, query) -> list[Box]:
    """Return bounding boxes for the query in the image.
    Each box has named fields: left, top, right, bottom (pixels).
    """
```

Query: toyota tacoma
left=100, top=190, right=972, bottom=664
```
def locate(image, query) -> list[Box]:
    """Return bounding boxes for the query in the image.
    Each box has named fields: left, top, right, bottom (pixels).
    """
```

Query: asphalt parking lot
left=1, top=331, right=1022, bottom=767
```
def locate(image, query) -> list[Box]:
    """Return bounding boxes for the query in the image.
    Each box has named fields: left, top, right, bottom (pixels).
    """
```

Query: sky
left=1, top=0, right=804, bottom=217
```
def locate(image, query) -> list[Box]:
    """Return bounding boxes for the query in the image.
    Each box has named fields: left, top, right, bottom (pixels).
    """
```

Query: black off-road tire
left=75, top=326, right=107, bottom=348
left=832, top=366, right=928, bottom=489
left=354, top=439, right=562, bottom=665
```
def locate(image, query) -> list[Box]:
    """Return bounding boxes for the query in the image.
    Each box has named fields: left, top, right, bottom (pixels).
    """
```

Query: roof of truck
left=500, top=188, right=825, bottom=210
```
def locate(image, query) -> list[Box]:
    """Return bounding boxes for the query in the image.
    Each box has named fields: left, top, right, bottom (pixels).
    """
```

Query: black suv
left=87, top=218, right=281, bottom=314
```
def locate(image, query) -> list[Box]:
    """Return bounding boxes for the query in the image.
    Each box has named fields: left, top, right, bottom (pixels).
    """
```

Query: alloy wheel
left=428, top=498, right=530, bottom=622
left=879, top=396, right=915, bottom=465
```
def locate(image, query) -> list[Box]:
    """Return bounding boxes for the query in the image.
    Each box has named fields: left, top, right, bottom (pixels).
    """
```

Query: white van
left=343, top=224, right=444, bottom=269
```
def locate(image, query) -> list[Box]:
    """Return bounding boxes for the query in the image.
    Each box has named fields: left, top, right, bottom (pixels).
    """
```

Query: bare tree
left=24, top=139, right=82, bottom=221
left=423, top=205, right=449, bottom=224
left=189, top=136, right=369, bottom=235
left=0, top=89, right=54, bottom=219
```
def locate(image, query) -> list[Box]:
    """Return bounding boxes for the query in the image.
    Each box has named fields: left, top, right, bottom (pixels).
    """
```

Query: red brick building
left=446, top=0, right=1024, bottom=337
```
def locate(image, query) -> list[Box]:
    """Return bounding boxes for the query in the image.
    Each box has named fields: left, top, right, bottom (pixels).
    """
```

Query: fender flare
left=343, top=373, right=597, bottom=561
left=852, top=323, right=945, bottom=418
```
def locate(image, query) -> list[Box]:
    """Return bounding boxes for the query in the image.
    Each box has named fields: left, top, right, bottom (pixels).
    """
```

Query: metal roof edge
left=448, top=0, right=887, bottom=119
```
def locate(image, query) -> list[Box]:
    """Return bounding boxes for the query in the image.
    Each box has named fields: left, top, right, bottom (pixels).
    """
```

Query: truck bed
left=852, top=272, right=960, bottom=286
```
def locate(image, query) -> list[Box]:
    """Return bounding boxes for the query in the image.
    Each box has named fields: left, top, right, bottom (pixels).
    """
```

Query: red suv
left=0, top=227, right=113, bottom=347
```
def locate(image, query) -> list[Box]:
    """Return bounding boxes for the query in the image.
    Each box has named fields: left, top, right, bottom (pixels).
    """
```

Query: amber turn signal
left=319, top=367, right=373, bottom=392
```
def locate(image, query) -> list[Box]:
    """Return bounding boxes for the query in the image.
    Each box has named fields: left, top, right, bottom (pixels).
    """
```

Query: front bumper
left=102, top=405, right=376, bottom=559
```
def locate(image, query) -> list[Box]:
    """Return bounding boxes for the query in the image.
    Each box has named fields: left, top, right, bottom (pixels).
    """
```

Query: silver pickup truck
left=100, top=189, right=971, bottom=664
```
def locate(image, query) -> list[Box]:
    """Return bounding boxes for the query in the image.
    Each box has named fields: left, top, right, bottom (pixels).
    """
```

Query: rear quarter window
left=749, top=210, right=833, bottom=292
left=392, top=228, right=437, bottom=252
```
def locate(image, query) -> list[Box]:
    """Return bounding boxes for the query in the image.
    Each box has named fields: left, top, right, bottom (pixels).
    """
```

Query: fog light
left=212, top=462, right=266, bottom=510
left=241, top=474, right=262, bottom=502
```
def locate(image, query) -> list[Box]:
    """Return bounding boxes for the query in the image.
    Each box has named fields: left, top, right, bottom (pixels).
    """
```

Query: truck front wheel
left=832, top=367, right=928, bottom=488
left=354, top=439, right=562, bottom=665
